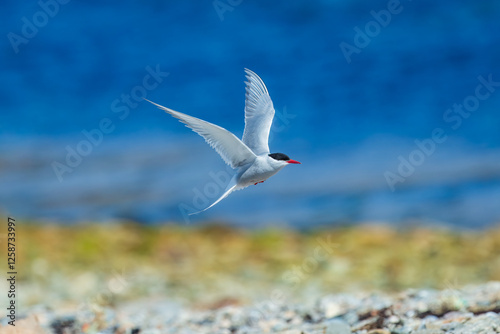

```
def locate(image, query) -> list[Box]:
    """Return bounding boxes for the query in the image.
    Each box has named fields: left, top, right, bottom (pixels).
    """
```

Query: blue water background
left=1, top=0, right=499, bottom=228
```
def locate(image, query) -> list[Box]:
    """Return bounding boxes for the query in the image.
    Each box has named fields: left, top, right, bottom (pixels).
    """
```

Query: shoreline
left=2, top=222, right=500, bottom=332
left=4, top=282, right=500, bottom=333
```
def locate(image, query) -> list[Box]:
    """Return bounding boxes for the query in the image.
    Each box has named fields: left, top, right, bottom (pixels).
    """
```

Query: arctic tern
left=145, top=69, right=300, bottom=214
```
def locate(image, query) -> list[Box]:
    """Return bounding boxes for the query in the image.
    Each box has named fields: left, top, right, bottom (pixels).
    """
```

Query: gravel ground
left=3, top=223, right=500, bottom=333
left=3, top=282, right=500, bottom=334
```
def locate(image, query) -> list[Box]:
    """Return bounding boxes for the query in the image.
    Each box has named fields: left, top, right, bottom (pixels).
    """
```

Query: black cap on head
left=269, top=153, right=290, bottom=161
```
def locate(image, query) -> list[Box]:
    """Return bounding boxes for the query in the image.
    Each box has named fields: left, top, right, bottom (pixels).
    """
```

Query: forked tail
left=188, top=176, right=238, bottom=215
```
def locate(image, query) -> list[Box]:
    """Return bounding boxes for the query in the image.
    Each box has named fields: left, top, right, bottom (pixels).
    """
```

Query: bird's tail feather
left=188, top=177, right=238, bottom=215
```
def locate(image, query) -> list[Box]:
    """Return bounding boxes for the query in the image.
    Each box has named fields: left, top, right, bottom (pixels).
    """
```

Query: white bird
left=145, top=68, right=300, bottom=214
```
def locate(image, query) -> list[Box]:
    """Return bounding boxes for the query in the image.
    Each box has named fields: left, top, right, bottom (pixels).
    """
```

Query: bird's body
left=237, top=155, right=287, bottom=187
left=146, top=69, right=300, bottom=214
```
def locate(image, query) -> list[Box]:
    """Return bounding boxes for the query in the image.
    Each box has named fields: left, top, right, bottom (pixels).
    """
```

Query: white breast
left=237, top=156, right=286, bottom=188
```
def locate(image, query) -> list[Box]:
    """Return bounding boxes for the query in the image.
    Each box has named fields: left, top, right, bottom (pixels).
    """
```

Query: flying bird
left=145, top=69, right=300, bottom=214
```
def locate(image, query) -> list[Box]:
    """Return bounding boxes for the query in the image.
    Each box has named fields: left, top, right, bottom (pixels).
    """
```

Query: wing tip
left=244, top=68, right=260, bottom=81
left=243, top=68, right=269, bottom=95
left=244, top=67, right=256, bottom=76
left=143, top=98, right=163, bottom=109
left=143, top=98, right=181, bottom=116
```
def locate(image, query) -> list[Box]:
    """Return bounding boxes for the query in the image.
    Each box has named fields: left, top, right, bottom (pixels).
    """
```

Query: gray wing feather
left=146, top=99, right=256, bottom=168
left=242, top=69, right=276, bottom=155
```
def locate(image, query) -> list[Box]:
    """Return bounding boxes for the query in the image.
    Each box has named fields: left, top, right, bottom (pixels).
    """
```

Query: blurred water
left=1, top=0, right=499, bottom=227
left=1, top=134, right=499, bottom=228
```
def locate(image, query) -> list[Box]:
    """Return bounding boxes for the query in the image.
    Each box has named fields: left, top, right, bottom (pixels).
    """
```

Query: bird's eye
left=269, top=153, right=290, bottom=161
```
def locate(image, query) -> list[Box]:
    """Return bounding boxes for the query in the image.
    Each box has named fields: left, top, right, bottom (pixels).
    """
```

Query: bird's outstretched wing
left=146, top=99, right=256, bottom=168
left=242, top=68, right=276, bottom=155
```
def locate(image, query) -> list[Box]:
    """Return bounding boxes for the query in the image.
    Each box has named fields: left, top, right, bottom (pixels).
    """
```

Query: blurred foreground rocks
left=4, top=282, right=499, bottom=334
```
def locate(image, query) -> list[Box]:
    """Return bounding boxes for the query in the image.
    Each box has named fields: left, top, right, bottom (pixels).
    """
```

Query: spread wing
left=146, top=99, right=256, bottom=168
left=242, top=68, right=276, bottom=156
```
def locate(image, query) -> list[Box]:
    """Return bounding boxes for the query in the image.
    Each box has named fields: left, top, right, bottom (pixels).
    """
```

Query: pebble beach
left=1, top=222, right=500, bottom=333
left=7, top=282, right=500, bottom=333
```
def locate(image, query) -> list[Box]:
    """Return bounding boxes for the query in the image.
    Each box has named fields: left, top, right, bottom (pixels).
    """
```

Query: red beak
left=287, top=159, right=301, bottom=164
